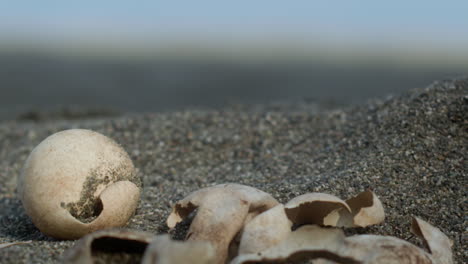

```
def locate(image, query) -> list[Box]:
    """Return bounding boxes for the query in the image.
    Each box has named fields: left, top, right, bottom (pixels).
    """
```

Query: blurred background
left=0, top=1, right=467, bottom=120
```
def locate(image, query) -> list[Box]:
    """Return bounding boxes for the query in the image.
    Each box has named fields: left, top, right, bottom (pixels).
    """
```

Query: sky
left=0, top=1, right=467, bottom=51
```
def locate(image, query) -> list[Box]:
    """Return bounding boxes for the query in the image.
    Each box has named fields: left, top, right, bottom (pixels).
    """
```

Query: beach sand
left=0, top=78, right=466, bottom=263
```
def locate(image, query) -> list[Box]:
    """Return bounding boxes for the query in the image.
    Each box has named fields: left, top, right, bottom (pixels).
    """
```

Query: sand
left=0, top=78, right=466, bottom=263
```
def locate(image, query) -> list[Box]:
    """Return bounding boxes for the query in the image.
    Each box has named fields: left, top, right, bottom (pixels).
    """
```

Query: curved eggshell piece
left=284, top=193, right=351, bottom=226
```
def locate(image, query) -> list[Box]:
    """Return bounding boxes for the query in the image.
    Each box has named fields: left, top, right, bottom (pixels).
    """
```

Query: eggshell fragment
left=328, top=234, right=435, bottom=264
left=227, top=211, right=260, bottom=260
left=238, top=204, right=292, bottom=255
left=411, top=217, right=453, bottom=264
left=234, top=217, right=451, bottom=264
left=232, top=225, right=353, bottom=264
left=63, top=229, right=154, bottom=264
left=166, top=183, right=279, bottom=264
left=284, top=193, right=351, bottom=226
left=18, top=129, right=141, bottom=239
left=234, top=227, right=436, bottom=264
left=332, top=190, right=385, bottom=228
left=141, top=235, right=216, bottom=264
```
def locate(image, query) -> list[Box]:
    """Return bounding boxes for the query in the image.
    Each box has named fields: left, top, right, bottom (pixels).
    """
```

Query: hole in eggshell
left=285, top=201, right=348, bottom=226
left=171, top=211, right=197, bottom=241
left=61, top=162, right=141, bottom=223
left=90, top=236, right=149, bottom=264
left=62, top=198, right=104, bottom=223
left=346, top=191, right=374, bottom=212
left=92, top=199, right=104, bottom=219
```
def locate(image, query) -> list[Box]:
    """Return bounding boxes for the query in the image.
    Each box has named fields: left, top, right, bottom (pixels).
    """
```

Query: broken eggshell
left=167, top=183, right=279, bottom=264
left=232, top=225, right=354, bottom=264
left=233, top=217, right=451, bottom=264
left=237, top=204, right=292, bottom=255
left=329, top=190, right=385, bottom=228
left=141, top=235, right=216, bottom=264
left=411, top=217, right=453, bottom=264
left=323, top=234, right=437, bottom=264
left=18, top=129, right=141, bottom=240
left=284, top=193, right=351, bottom=226
left=63, top=228, right=154, bottom=264
left=64, top=229, right=216, bottom=264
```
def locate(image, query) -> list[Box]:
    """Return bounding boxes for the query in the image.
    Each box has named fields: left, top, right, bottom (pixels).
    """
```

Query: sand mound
left=0, top=78, right=466, bottom=263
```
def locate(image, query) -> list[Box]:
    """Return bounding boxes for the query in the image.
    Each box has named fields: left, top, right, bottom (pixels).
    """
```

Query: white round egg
left=18, top=129, right=141, bottom=239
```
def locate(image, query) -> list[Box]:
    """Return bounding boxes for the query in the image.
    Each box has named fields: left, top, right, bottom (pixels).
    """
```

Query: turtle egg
left=18, top=129, right=141, bottom=240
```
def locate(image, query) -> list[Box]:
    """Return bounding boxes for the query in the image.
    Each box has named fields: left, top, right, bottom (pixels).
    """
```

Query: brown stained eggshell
left=18, top=129, right=141, bottom=240
left=284, top=193, right=351, bottom=226
left=166, top=183, right=279, bottom=264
